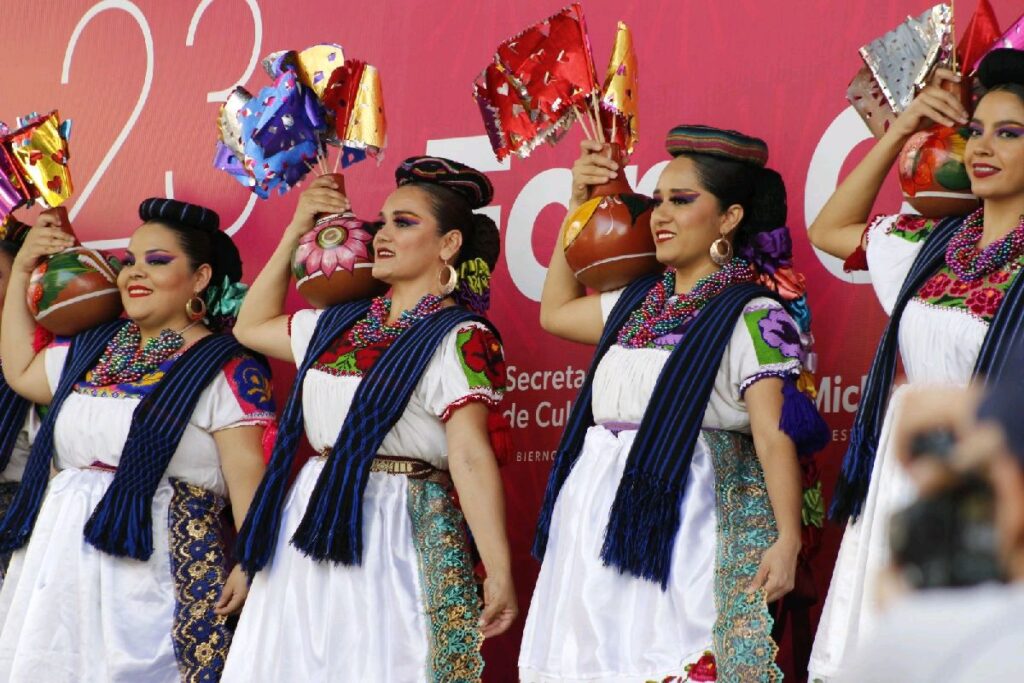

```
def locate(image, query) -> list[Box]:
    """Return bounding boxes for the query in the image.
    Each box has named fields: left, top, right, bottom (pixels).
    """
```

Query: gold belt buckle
left=318, top=452, right=441, bottom=481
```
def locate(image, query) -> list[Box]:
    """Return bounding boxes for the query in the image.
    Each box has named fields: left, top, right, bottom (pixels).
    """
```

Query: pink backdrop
left=3, top=1, right=1017, bottom=679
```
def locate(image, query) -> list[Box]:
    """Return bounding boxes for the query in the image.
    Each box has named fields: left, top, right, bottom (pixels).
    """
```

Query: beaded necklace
left=90, top=320, right=199, bottom=386
left=348, top=293, right=446, bottom=346
left=945, top=208, right=1024, bottom=281
left=617, top=258, right=756, bottom=349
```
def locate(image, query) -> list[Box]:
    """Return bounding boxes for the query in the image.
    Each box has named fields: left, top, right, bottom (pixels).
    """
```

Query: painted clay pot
left=292, top=173, right=387, bottom=308
left=897, top=124, right=979, bottom=219
left=26, top=208, right=123, bottom=336
left=563, top=144, right=662, bottom=291
left=898, top=82, right=978, bottom=219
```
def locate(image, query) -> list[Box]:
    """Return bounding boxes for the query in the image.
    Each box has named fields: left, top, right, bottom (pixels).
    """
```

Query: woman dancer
left=223, top=156, right=516, bottom=681
left=520, top=126, right=826, bottom=681
left=808, top=49, right=1024, bottom=680
left=0, top=217, right=36, bottom=580
left=0, top=199, right=274, bottom=682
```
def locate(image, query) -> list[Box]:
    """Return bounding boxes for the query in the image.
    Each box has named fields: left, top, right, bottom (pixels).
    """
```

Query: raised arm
left=0, top=210, right=75, bottom=403
left=808, top=68, right=969, bottom=260
left=539, top=140, right=620, bottom=345
left=233, top=175, right=351, bottom=361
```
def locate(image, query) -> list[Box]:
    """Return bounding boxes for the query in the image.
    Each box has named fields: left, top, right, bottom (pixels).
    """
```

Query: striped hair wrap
left=665, top=125, right=769, bottom=167
left=395, top=156, right=494, bottom=209
left=139, top=197, right=220, bottom=233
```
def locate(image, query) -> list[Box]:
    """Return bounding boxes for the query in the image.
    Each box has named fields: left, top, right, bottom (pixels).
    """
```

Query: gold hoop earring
left=185, top=295, right=207, bottom=322
left=439, top=263, right=459, bottom=297
left=709, top=237, right=733, bottom=266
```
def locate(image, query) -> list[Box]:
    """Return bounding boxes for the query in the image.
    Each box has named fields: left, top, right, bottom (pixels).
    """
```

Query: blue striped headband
left=138, top=197, right=220, bottom=233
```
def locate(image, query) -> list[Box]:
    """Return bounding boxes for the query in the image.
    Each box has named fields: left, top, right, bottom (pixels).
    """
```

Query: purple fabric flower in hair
left=454, top=278, right=491, bottom=315
left=758, top=308, right=802, bottom=359
left=738, top=226, right=793, bottom=275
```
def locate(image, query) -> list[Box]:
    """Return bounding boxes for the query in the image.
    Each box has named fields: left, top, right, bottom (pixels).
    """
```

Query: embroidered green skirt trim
left=706, top=429, right=783, bottom=682
left=407, top=478, right=485, bottom=682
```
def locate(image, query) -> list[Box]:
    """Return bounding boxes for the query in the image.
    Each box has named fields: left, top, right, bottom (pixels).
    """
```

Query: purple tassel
left=779, top=378, right=830, bottom=459
left=453, top=279, right=490, bottom=315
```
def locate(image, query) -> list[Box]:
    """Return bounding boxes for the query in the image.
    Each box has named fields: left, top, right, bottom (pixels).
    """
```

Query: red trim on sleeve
left=842, top=224, right=873, bottom=273
left=440, top=394, right=501, bottom=423
left=32, top=325, right=55, bottom=353
left=842, top=246, right=868, bottom=272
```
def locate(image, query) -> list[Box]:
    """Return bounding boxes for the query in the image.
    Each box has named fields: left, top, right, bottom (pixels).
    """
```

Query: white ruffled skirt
left=224, top=457, right=483, bottom=682
left=0, top=469, right=180, bottom=683
left=809, top=387, right=917, bottom=681
left=518, top=425, right=719, bottom=682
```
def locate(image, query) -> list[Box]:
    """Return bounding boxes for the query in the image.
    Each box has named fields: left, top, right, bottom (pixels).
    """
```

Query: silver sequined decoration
left=859, top=3, right=952, bottom=113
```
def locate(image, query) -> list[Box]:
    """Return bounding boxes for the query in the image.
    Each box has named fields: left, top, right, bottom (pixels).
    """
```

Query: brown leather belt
left=317, top=452, right=451, bottom=486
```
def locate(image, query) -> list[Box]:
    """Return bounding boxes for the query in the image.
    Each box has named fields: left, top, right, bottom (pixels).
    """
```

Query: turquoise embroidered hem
left=407, top=478, right=485, bottom=682
left=706, top=429, right=783, bottom=682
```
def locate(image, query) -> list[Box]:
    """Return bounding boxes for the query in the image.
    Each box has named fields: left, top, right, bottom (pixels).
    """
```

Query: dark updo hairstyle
left=664, top=124, right=787, bottom=253
left=393, top=156, right=501, bottom=314
left=138, top=198, right=243, bottom=333
left=684, top=155, right=788, bottom=253
left=977, top=48, right=1024, bottom=107
left=394, top=156, right=501, bottom=270
left=0, top=241, right=18, bottom=261
left=0, top=217, right=30, bottom=261
left=407, top=182, right=501, bottom=271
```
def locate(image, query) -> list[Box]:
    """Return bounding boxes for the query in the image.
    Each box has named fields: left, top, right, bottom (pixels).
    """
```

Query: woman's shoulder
left=734, top=297, right=803, bottom=370
left=209, top=348, right=275, bottom=418
left=872, top=213, right=939, bottom=244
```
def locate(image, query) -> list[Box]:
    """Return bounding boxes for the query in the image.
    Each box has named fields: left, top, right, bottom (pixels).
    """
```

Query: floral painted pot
left=898, top=124, right=979, bottom=219
left=292, top=212, right=386, bottom=308
left=292, top=173, right=387, bottom=308
left=563, top=144, right=662, bottom=292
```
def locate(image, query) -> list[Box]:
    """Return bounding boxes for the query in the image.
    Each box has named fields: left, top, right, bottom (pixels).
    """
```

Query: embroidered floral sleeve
left=882, top=213, right=937, bottom=243
left=736, top=300, right=802, bottom=396
left=431, top=323, right=506, bottom=422
left=204, top=352, right=276, bottom=431
left=865, top=213, right=932, bottom=315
